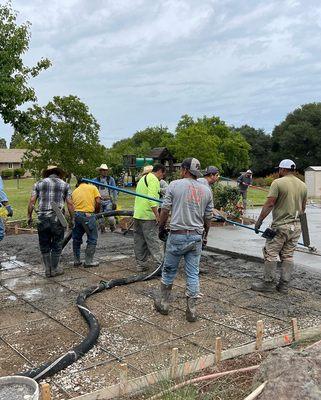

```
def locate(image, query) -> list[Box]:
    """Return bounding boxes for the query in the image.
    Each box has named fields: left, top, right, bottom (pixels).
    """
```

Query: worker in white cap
left=251, top=159, right=307, bottom=294
left=237, top=169, right=253, bottom=211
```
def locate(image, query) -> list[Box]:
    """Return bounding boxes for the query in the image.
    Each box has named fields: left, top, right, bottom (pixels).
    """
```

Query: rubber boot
left=154, top=283, right=172, bottom=315
left=84, top=244, right=99, bottom=268
left=51, top=253, right=64, bottom=277
left=251, top=261, right=277, bottom=292
left=277, top=261, right=294, bottom=294
left=73, top=242, right=82, bottom=267
left=42, top=253, right=52, bottom=278
left=186, top=297, right=197, bottom=322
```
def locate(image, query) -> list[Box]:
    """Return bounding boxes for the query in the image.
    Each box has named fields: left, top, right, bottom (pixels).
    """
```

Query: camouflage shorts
left=263, top=222, right=301, bottom=262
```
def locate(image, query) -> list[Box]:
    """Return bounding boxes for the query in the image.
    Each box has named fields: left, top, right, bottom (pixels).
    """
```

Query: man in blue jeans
left=155, top=158, right=213, bottom=322
left=72, top=179, right=101, bottom=267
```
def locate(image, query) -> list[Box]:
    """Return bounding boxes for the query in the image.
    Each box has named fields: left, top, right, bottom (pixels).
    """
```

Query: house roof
left=149, top=147, right=175, bottom=159
left=305, top=166, right=321, bottom=171
left=0, top=149, right=26, bottom=163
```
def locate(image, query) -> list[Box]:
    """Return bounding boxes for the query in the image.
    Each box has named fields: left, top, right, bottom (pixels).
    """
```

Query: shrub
left=252, top=177, right=266, bottom=187
left=264, top=172, right=279, bottom=186
left=13, top=167, right=26, bottom=177
left=213, top=184, right=240, bottom=214
left=1, top=169, right=13, bottom=179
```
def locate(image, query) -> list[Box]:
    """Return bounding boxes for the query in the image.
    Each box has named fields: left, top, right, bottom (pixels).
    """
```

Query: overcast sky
left=1, top=0, right=321, bottom=147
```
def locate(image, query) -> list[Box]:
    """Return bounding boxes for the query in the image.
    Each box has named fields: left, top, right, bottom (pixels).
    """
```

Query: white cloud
left=1, top=0, right=321, bottom=146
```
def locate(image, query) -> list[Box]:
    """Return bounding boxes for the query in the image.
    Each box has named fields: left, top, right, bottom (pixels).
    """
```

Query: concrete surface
left=207, top=204, right=321, bottom=273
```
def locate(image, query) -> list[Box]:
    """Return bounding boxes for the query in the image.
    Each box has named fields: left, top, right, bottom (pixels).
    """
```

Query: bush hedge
left=1, top=169, right=13, bottom=179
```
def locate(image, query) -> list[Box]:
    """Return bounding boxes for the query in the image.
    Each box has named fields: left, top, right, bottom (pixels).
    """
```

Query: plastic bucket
left=0, top=375, right=39, bottom=400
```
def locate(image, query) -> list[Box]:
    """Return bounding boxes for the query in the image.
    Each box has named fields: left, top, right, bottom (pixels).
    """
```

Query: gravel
left=0, top=383, right=35, bottom=400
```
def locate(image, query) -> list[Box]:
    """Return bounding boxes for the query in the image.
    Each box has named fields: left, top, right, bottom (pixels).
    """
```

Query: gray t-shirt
left=162, top=178, right=214, bottom=233
left=197, top=177, right=210, bottom=187
left=237, top=174, right=252, bottom=192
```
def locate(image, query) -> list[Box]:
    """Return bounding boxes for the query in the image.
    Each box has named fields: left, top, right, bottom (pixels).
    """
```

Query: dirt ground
left=1, top=231, right=321, bottom=399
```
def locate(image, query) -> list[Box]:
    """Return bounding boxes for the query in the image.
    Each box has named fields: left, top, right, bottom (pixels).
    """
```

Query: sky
left=1, top=0, right=321, bottom=147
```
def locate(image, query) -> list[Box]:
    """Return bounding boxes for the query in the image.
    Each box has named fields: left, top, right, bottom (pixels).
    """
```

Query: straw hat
left=42, top=165, right=65, bottom=178
left=96, top=163, right=109, bottom=171
left=142, top=165, right=153, bottom=175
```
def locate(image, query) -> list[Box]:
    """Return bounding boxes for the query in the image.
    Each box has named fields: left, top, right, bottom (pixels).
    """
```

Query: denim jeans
left=37, top=215, right=65, bottom=255
left=72, top=212, right=98, bottom=248
left=0, top=218, right=4, bottom=241
left=99, top=200, right=115, bottom=227
left=161, top=233, right=202, bottom=297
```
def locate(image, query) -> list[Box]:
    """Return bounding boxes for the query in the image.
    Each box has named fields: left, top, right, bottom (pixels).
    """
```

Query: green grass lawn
left=247, top=186, right=268, bottom=206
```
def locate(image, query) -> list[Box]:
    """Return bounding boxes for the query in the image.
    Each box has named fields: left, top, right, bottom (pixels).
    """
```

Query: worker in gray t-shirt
left=154, top=158, right=213, bottom=322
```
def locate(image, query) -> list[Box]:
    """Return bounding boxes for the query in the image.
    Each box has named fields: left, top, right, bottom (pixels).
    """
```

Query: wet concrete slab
left=207, top=206, right=321, bottom=272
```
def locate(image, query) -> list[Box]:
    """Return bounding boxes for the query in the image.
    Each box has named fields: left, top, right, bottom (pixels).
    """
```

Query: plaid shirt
left=32, top=174, right=72, bottom=216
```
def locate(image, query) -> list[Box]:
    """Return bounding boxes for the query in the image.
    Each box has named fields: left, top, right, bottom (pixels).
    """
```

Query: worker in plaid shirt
left=27, top=166, right=74, bottom=277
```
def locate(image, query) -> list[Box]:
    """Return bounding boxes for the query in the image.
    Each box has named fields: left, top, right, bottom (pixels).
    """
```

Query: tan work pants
left=263, top=222, right=301, bottom=262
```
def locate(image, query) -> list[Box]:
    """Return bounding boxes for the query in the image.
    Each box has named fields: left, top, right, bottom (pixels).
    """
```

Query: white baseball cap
left=278, top=159, right=296, bottom=170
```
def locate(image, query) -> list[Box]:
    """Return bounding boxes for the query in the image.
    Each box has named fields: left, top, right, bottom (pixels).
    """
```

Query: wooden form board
left=72, top=324, right=321, bottom=400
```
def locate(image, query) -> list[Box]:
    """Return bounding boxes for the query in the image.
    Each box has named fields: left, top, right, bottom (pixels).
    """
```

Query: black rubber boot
left=186, top=297, right=197, bottom=322
left=73, top=242, right=82, bottom=267
left=42, top=253, right=52, bottom=277
left=51, top=253, right=64, bottom=277
left=276, top=280, right=289, bottom=293
left=251, top=261, right=277, bottom=292
left=154, top=283, right=172, bottom=315
left=84, top=244, right=99, bottom=268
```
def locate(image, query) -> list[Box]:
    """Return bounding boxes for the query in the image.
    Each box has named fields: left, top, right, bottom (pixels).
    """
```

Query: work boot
left=73, top=242, right=82, bottom=267
left=110, top=224, right=116, bottom=232
left=199, top=265, right=209, bottom=275
left=186, top=297, right=197, bottom=322
left=84, top=244, right=99, bottom=268
left=42, top=253, right=52, bottom=277
left=154, top=283, right=172, bottom=315
left=251, top=261, right=277, bottom=292
left=137, top=264, right=149, bottom=273
left=277, top=261, right=294, bottom=294
left=51, top=253, right=64, bottom=277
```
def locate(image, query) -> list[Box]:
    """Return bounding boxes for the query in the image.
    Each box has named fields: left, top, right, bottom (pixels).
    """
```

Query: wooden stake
left=119, top=363, right=128, bottom=396
left=40, top=383, right=52, bottom=400
left=291, top=318, right=300, bottom=341
left=215, top=337, right=222, bottom=364
left=14, top=224, right=18, bottom=235
left=170, top=348, right=179, bottom=379
left=256, top=320, right=264, bottom=350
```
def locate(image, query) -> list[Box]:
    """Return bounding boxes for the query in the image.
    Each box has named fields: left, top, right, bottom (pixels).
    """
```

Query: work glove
left=159, top=226, right=169, bottom=242
left=202, top=237, right=208, bottom=250
left=5, top=205, right=13, bottom=217
left=112, top=203, right=117, bottom=210
left=254, top=220, right=262, bottom=234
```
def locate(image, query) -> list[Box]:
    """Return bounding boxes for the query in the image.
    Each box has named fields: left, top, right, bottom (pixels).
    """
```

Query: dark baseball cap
left=181, top=157, right=202, bottom=178
left=203, top=166, right=219, bottom=176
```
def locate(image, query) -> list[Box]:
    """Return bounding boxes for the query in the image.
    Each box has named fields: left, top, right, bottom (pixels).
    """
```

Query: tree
left=22, top=95, right=104, bottom=178
left=172, top=115, right=250, bottom=174
left=0, top=2, right=51, bottom=131
left=0, top=138, right=7, bottom=148
left=9, top=131, right=27, bottom=148
left=233, top=125, right=273, bottom=176
left=272, top=103, right=321, bottom=170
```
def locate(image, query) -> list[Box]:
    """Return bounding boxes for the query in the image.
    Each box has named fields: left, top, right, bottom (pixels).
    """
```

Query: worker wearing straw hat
left=93, top=164, right=118, bottom=233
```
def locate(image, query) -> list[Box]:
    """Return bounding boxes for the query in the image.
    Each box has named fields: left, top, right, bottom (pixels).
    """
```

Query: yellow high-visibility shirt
left=72, top=183, right=100, bottom=213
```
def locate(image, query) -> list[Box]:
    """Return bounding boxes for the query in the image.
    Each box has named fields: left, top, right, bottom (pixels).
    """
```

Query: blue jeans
left=37, top=215, right=65, bottom=255
left=0, top=218, right=4, bottom=241
left=162, top=233, right=202, bottom=297
left=99, top=200, right=116, bottom=228
left=72, top=212, right=98, bottom=251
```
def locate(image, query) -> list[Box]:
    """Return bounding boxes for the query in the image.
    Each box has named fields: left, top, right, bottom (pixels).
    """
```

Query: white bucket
left=0, top=375, right=39, bottom=400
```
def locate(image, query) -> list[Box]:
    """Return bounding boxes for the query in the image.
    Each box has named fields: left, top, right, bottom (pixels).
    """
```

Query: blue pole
left=83, top=177, right=306, bottom=247
left=81, top=178, right=162, bottom=204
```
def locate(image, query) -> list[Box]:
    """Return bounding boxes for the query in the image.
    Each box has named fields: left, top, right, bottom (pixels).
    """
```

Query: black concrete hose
left=18, top=210, right=161, bottom=381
